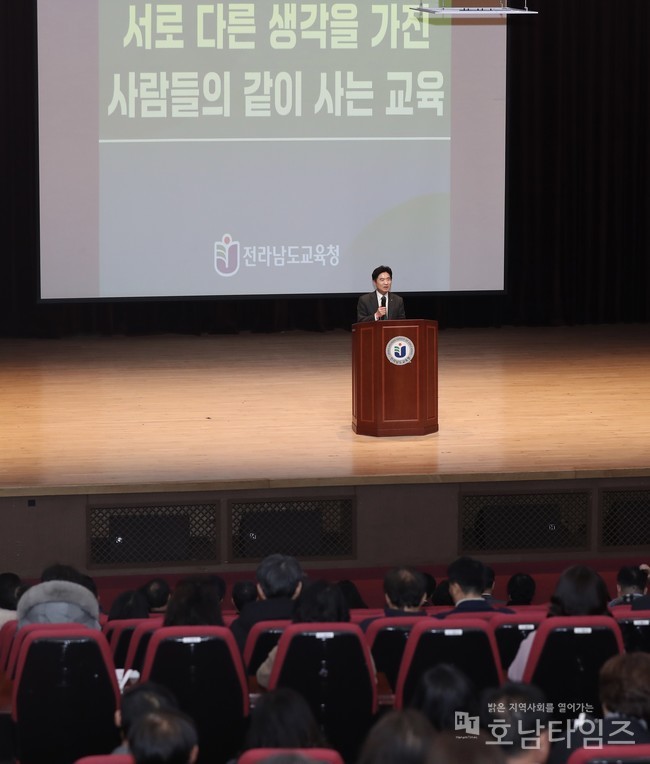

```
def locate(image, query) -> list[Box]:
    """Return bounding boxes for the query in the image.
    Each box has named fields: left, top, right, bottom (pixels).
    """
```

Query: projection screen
left=37, top=1, right=507, bottom=299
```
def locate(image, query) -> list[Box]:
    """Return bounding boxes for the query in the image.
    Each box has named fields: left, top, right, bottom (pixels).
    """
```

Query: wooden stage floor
left=2, top=324, right=650, bottom=497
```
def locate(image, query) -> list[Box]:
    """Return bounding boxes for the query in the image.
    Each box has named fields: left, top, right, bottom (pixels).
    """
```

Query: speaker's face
left=374, top=273, right=392, bottom=294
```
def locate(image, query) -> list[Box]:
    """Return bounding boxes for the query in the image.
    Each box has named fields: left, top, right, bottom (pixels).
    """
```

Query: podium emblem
left=386, top=336, right=415, bottom=365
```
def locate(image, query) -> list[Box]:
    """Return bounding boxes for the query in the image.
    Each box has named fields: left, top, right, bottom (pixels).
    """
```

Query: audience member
left=608, top=565, right=648, bottom=607
left=508, top=565, right=610, bottom=681
left=421, top=572, right=437, bottom=606
left=256, top=579, right=350, bottom=688
left=507, top=573, right=537, bottom=606
left=482, top=566, right=505, bottom=605
left=17, top=578, right=100, bottom=630
left=548, top=652, right=650, bottom=764
left=430, top=731, right=506, bottom=764
left=336, top=579, right=368, bottom=609
left=0, top=571, right=22, bottom=627
left=108, top=589, right=151, bottom=621
left=356, top=710, right=434, bottom=764
left=242, top=688, right=328, bottom=751
left=361, top=567, right=428, bottom=630
left=481, top=683, right=550, bottom=764
left=163, top=576, right=224, bottom=627
left=431, top=580, right=454, bottom=607
left=410, top=663, right=478, bottom=733
left=207, top=574, right=227, bottom=603
left=230, top=554, right=303, bottom=651
left=113, top=681, right=180, bottom=754
left=435, top=557, right=513, bottom=619
left=232, top=580, right=258, bottom=613
left=127, top=709, right=199, bottom=764
left=139, top=578, right=172, bottom=614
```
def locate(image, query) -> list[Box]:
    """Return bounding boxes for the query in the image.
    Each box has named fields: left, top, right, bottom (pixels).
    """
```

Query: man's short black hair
left=139, top=578, right=172, bottom=610
left=128, top=710, right=198, bottom=764
left=372, top=265, right=393, bottom=281
left=232, top=580, right=258, bottom=612
left=384, top=567, right=427, bottom=609
left=256, top=554, right=303, bottom=599
left=120, top=682, right=179, bottom=737
left=617, top=565, right=648, bottom=592
left=447, top=557, right=486, bottom=596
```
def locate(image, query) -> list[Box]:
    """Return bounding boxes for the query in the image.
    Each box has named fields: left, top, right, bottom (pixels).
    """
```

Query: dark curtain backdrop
left=2, top=0, right=649, bottom=338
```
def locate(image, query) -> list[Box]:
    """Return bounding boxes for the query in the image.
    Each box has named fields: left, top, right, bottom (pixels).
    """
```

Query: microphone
left=380, top=294, right=386, bottom=320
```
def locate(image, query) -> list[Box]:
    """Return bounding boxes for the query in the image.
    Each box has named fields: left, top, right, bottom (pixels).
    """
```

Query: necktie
left=380, top=295, right=386, bottom=320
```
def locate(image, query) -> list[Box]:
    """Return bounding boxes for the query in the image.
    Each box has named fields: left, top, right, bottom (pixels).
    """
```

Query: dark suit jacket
left=230, top=596, right=296, bottom=652
left=356, top=292, right=406, bottom=323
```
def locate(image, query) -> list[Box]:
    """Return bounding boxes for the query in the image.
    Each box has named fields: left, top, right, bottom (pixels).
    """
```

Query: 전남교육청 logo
left=214, top=233, right=240, bottom=277
left=386, top=336, right=415, bottom=365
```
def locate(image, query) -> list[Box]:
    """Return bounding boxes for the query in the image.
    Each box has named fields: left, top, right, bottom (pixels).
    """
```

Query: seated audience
left=421, top=572, right=437, bottom=606
left=113, top=681, right=180, bottom=754
left=356, top=710, right=435, bottom=764
left=256, top=579, right=350, bottom=688
left=242, top=687, right=328, bottom=751
left=482, top=566, right=505, bottom=605
left=506, top=573, right=537, bottom=606
left=17, top=578, right=100, bottom=630
left=232, top=580, right=258, bottom=613
left=548, top=652, right=650, bottom=764
left=435, top=557, right=513, bottom=619
left=127, top=709, right=199, bottom=764
left=431, top=580, right=454, bottom=607
left=361, top=567, right=428, bottom=630
left=608, top=565, right=648, bottom=607
left=410, top=663, right=478, bottom=733
left=481, top=683, right=550, bottom=764
left=139, top=578, right=172, bottom=614
left=163, top=576, right=224, bottom=627
left=336, top=579, right=368, bottom=609
left=508, top=565, right=610, bottom=681
left=231, top=554, right=303, bottom=651
left=0, top=571, right=22, bottom=627
left=108, top=589, right=151, bottom=621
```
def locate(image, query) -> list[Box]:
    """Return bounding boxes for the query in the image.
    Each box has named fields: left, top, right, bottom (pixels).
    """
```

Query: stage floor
left=2, top=324, right=650, bottom=496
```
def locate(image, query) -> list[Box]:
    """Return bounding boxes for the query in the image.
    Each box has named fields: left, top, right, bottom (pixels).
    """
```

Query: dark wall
left=2, top=0, right=649, bottom=337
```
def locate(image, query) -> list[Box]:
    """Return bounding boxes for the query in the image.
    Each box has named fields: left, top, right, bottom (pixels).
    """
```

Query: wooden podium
left=352, top=319, right=438, bottom=437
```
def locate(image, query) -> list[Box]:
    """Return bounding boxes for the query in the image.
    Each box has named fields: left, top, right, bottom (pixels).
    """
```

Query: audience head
left=244, top=687, right=326, bottom=750
left=384, top=567, right=427, bottom=611
left=108, top=589, right=151, bottom=621
left=447, top=557, right=487, bottom=601
left=294, top=580, right=349, bottom=623
left=410, top=663, right=477, bottom=732
left=117, top=681, right=180, bottom=740
left=357, top=710, right=434, bottom=764
left=506, top=573, right=536, bottom=606
left=232, top=580, right=258, bottom=612
left=616, top=566, right=648, bottom=597
left=127, top=709, right=198, bottom=764
left=480, top=683, right=550, bottom=764
left=599, top=652, right=650, bottom=720
left=336, top=579, right=368, bottom=609
left=430, top=731, right=506, bottom=764
left=139, top=578, right=172, bottom=612
left=432, top=580, right=454, bottom=607
left=548, top=565, right=609, bottom=617
left=256, top=554, right=303, bottom=600
left=0, top=572, right=22, bottom=610
left=163, top=576, right=224, bottom=627
left=41, top=563, right=87, bottom=587
left=207, top=574, right=226, bottom=602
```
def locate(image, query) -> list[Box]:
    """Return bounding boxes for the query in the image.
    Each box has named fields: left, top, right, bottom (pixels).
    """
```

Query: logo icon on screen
left=385, top=336, right=415, bottom=366
left=214, top=234, right=240, bottom=277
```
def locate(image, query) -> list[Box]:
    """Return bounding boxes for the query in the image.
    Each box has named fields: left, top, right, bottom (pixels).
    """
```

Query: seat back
left=566, top=744, right=650, bottom=764
left=268, top=623, right=377, bottom=762
left=523, top=616, right=624, bottom=717
left=74, top=756, right=134, bottom=764
left=243, top=619, right=290, bottom=675
left=490, top=612, right=545, bottom=671
left=12, top=626, right=120, bottom=764
left=364, top=616, right=425, bottom=691
left=103, top=618, right=149, bottom=669
left=7, top=621, right=85, bottom=679
left=613, top=609, right=650, bottom=653
left=0, top=619, right=17, bottom=673
left=238, top=748, right=344, bottom=764
left=123, top=616, right=163, bottom=673
left=395, top=618, right=504, bottom=709
left=141, top=626, right=249, bottom=764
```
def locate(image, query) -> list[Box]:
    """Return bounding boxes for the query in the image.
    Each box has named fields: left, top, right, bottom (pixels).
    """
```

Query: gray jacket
left=17, top=580, right=100, bottom=630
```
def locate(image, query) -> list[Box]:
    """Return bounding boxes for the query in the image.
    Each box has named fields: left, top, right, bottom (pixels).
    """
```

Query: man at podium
left=356, top=265, right=406, bottom=323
